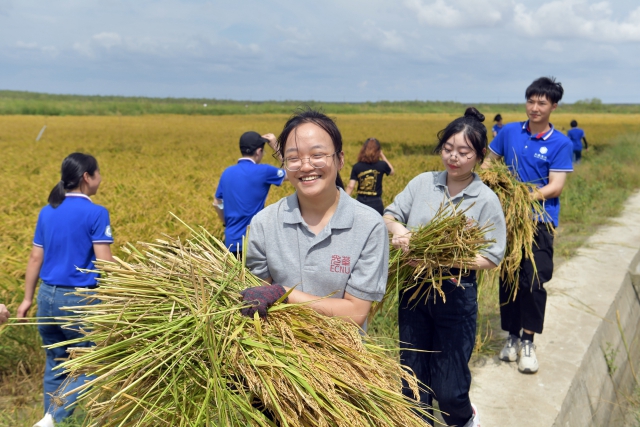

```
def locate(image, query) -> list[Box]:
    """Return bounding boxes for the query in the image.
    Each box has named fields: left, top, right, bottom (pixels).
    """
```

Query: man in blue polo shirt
left=483, top=76, right=573, bottom=374
left=567, top=119, right=588, bottom=164
left=214, top=131, right=286, bottom=258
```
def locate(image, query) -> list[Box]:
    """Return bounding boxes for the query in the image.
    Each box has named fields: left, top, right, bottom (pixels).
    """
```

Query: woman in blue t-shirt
left=492, top=113, right=503, bottom=137
left=345, top=137, right=395, bottom=215
left=17, top=153, right=115, bottom=424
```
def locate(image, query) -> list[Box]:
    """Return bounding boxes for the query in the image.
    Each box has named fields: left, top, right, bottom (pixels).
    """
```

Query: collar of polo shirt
left=282, top=188, right=355, bottom=230
left=522, top=120, right=556, bottom=141
left=433, top=170, right=483, bottom=199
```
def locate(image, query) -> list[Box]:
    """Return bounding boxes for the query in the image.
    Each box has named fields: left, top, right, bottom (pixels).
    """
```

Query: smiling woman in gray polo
left=243, top=109, right=388, bottom=328
left=384, top=108, right=506, bottom=427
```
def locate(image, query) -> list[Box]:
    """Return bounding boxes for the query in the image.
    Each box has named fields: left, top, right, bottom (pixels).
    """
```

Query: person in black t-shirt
left=346, top=137, right=394, bottom=215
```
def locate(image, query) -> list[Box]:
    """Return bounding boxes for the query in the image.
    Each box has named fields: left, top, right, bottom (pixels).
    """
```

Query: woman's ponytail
left=48, top=181, right=66, bottom=208
left=48, top=153, right=99, bottom=209
left=335, top=173, right=344, bottom=190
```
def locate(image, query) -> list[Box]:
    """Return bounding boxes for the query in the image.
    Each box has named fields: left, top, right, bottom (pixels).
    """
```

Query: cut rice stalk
left=376, top=200, right=494, bottom=314
left=49, top=219, right=434, bottom=427
left=478, top=160, right=550, bottom=300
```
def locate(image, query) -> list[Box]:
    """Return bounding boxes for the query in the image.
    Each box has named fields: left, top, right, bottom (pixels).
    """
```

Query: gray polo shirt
left=246, top=188, right=388, bottom=302
left=384, top=171, right=507, bottom=267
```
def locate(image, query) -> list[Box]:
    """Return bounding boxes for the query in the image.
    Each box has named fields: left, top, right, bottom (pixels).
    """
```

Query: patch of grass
left=2, top=113, right=640, bottom=422
left=2, top=90, right=640, bottom=116
left=555, top=133, right=640, bottom=260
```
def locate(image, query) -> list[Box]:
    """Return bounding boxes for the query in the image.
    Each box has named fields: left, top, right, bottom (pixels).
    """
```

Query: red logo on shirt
left=330, top=255, right=351, bottom=274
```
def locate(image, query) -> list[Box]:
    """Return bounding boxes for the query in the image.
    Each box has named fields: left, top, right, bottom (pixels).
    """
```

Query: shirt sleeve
left=264, top=165, right=286, bottom=186
left=345, top=220, right=388, bottom=302
left=349, top=164, right=358, bottom=181
left=489, top=127, right=506, bottom=157
left=214, top=172, right=225, bottom=200
left=381, top=161, right=391, bottom=175
left=477, top=196, right=507, bottom=267
left=246, top=214, right=271, bottom=280
left=550, top=140, right=574, bottom=172
left=91, top=208, right=114, bottom=244
left=383, top=176, right=418, bottom=224
left=33, top=209, right=45, bottom=247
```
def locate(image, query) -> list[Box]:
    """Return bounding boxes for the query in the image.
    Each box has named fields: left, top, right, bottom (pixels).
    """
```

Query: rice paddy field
left=1, top=111, right=640, bottom=425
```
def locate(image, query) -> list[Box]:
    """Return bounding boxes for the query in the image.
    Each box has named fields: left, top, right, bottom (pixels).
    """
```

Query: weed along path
left=469, top=190, right=640, bottom=426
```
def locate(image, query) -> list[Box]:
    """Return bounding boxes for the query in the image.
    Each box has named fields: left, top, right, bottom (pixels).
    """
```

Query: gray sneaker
left=499, top=335, right=519, bottom=362
left=518, top=340, right=539, bottom=373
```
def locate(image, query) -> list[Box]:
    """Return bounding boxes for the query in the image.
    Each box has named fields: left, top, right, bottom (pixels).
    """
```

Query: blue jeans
left=37, top=284, right=96, bottom=422
left=399, top=280, right=477, bottom=426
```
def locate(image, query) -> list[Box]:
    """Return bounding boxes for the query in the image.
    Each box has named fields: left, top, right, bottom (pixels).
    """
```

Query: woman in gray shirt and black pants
left=384, top=108, right=507, bottom=427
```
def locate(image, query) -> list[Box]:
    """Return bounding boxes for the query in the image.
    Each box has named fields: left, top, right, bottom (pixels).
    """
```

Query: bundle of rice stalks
left=376, top=201, right=494, bottom=312
left=478, top=160, right=549, bottom=300
left=49, top=221, right=432, bottom=427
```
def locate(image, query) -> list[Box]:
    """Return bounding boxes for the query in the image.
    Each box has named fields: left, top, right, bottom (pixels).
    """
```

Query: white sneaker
left=498, top=335, right=519, bottom=362
left=518, top=340, right=539, bottom=373
left=470, top=402, right=481, bottom=427
left=33, top=413, right=55, bottom=427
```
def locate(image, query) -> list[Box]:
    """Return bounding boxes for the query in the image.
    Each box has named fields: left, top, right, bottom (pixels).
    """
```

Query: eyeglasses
left=283, top=152, right=337, bottom=172
left=442, top=146, right=476, bottom=161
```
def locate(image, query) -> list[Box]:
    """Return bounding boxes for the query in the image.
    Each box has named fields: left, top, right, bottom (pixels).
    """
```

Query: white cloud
left=72, top=31, right=262, bottom=61
left=405, top=0, right=511, bottom=28
left=543, top=40, right=563, bottom=52
left=513, top=0, right=640, bottom=42
left=15, top=40, right=58, bottom=56
left=357, top=20, right=406, bottom=52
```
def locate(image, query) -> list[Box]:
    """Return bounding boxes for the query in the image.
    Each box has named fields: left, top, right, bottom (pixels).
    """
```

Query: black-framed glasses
left=283, top=152, right=337, bottom=172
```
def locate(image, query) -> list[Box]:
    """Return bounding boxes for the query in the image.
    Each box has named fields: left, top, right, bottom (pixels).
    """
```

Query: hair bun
left=464, top=107, right=485, bottom=123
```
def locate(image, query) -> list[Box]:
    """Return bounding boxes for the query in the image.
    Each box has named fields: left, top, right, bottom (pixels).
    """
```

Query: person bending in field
left=493, top=113, right=504, bottom=137
left=0, top=304, right=9, bottom=324
left=482, top=76, right=573, bottom=374
left=213, top=131, right=286, bottom=260
left=567, top=119, right=588, bottom=164
left=345, top=137, right=395, bottom=215
left=17, top=153, right=115, bottom=424
left=384, top=107, right=506, bottom=427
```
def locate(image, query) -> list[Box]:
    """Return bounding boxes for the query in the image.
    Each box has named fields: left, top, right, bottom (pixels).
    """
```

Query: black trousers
left=399, top=280, right=477, bottom=426
left=356, top=195, right=384, bottom=215
left=500, top=222, right=555, bottom=335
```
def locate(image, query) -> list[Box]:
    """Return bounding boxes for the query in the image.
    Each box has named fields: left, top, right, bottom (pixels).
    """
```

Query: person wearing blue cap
left=483, top=76, right=573, bottom=374
left=214, top=131, right=286, bottom=259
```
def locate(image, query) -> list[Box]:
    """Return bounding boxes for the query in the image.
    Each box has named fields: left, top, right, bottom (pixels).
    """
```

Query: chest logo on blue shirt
left=534, top=146, right=549, bottom=161
left=330, top=255, right=351, bottom=274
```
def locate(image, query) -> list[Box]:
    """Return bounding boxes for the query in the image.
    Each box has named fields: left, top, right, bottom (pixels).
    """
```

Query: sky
left=1, top=0, right=639, bottom=103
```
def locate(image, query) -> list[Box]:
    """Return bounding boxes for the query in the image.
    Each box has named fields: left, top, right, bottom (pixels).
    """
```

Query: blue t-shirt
left=489, top=121, right=573, bottom=227
left=215, top=159, right=285, bottom=252
left=493, top=124, right=503, bottom=135
left=567, top=128, right=585, bottom=152
left=33, top=193, right=113, bottom=287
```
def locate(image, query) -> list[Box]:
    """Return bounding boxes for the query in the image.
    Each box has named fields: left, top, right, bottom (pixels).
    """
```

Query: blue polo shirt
left=567, top=128, right=585, bottom=152
left=489, top=121, right=573, bottom=227
left=215, top=158, right=285, bottom=252
left=33, top=193, right=113, bottom=287
left=492, top=124, right=503, bottom=135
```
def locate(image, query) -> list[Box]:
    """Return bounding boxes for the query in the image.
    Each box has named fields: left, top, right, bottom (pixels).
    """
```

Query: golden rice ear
left=375, top=199, right=494, bottom=315
left=50, top=219, right=435, bottom=426
left=478, top=159, right=547, bottom=301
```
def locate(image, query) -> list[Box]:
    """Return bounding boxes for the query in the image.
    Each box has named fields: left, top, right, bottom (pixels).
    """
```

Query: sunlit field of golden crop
left=1, top=112, right=640, bottom=424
